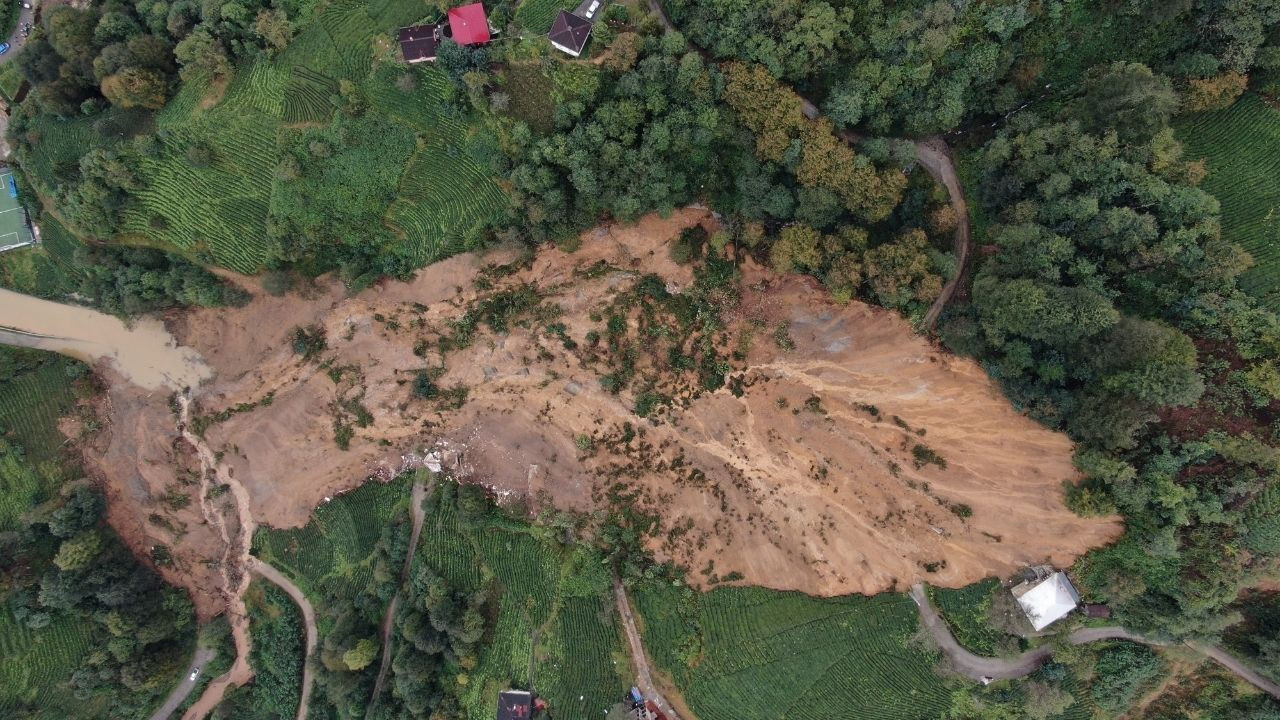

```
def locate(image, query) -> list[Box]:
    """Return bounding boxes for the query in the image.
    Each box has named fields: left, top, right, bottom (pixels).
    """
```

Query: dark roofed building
left=398, top=24, right=439, bottom=63
left=497, top=689, right=533, bottom=720
left=548, top=10, right=592, bottom=57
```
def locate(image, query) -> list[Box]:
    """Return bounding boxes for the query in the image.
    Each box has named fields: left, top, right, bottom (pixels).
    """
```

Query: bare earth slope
left=83, top=210, right=1120, bottom=614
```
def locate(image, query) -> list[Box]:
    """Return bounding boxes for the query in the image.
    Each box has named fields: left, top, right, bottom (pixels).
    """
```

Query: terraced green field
left=0, top=350, right=99, bottom=718
left=387, top=141, right=506, bottom=263
left=0, top=353, right=81, bottom=462
left=417, top=487, right=631, bottom=720
left=635, top=584, right=955, bottom=720
left=24, top=0, right=500, bottom=276
left=516, top=0, right=580, bottom=34
left=252, top=475, right=412, bottom=603
left=122, top=102, right=283, bottom=273
left=0, top=608, right=97, bottom=717
left=1177, top=93, right=1280, bottom=310
left=367, top=64, right=507, bottom=263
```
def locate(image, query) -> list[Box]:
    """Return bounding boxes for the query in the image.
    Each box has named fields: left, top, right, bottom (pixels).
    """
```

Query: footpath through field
left=646, top=0, right=972, bottom=331
left=614, top=579, right=684, bottom=720
left=366, top=478, right=429, bottom=717
left=910, top=584, right=1280, bottom=700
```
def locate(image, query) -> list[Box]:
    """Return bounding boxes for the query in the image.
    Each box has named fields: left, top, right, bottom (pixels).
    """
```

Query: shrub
left=291, top=325, right=327, bottom=360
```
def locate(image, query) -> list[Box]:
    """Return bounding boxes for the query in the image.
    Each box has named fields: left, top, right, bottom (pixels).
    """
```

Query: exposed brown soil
left=82, top=209, right=1120, bottom=616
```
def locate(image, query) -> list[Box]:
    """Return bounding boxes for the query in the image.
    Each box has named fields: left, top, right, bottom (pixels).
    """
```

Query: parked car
left=0, top=44, right=11, bottom=56
left=189, top=667, right=200, bottom=682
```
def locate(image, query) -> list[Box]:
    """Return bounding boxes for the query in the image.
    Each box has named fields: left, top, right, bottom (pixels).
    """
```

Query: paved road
left=148, top=646, right=217, bottom=720
left=249, top=558, right=318, bottom=720
left=911, top=584, right=1280, bottom=700
left=0, top=1, right=36, bottom=65
left=614, top=579, right=683, bottom=720
left=367, top=479, right=428, bottom=716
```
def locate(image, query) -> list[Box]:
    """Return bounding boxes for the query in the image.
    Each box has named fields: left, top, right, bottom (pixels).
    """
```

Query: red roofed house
left=447, top=2, right=491, bottom=46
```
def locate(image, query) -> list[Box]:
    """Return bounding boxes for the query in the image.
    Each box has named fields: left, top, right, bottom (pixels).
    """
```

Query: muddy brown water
left=0, top=288, right=210, bottom=390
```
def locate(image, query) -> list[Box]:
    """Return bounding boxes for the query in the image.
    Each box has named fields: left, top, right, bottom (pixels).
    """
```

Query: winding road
left=250, top=558, right=319, bottom=720
left=910, top=584, right=1280, bottom=700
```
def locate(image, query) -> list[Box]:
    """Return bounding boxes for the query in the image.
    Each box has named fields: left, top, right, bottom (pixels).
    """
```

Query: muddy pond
left=0, top=288, right=209, bottom=390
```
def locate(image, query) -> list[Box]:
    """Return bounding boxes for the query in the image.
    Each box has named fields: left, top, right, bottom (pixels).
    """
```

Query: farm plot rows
left=515, top=0, right=580, bottom=35
left=22, top=0, right=504, bottom=277
left=416, top=487, right=630, bottom=720
left=366, top=63, right=468, bottom=138
left=0, top=609, right=96, bottom=717
left=634, top=585, right=954, bottom=720
left=22, top=114, right=106, bottom=198
left=366, top=64, right=506, bottom=263
left=535, top=595, right=627, bottom=719
left=387, top=142, right=506, bottom=263
left=220, top=58, right=288, bottom=119
left=0, top=351, right=99, bottom=719
left=252, top=476, right=410, bottom=602
left=21, top=216, right=88, bottom=298
left=122, top=105, right=282, bottom=273
left=0, top=355, right=80, bottom=462
left=1177, top=93, right=1280, bottom=311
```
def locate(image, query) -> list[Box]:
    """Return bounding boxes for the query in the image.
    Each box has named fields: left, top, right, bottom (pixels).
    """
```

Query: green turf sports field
left=0, top=169, right=34, bottom=250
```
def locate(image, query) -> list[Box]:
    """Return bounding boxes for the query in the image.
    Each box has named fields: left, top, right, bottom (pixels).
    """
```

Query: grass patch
left=0, top=215, right=88, bottom=299
left=0, top=63, right=23, bottom=102
left=503, top=63, right=557, bottom=135
left=515, top=0, right=580, bottom=35
left=927, top=579, right=1023, bottom=658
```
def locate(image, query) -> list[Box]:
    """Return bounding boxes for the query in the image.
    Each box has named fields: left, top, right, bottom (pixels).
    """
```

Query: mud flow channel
left=0, top=288, right=210, bottom=390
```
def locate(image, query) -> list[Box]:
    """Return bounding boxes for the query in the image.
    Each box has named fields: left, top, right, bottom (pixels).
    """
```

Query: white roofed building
left=1011, top=570, right=1080, bottom=631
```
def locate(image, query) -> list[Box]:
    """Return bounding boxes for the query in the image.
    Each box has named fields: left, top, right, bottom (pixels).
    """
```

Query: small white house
left=1012, top=570, right=1080, bottom=631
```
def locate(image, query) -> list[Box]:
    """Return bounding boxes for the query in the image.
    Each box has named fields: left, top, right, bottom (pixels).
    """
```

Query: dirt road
left=367, top=479, right=429, bottom=715
left=911, top=584, right=1280, bottom=700
left=916, top=138, right=972, bottom=329
left=149, top=646, right=217, bottom=720
left=614, top=579, right=683, bottom=720
left=1189, top=642, right=1280, bottom=700
left=250, top=558, right=318, bottom=720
